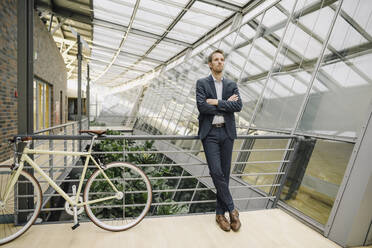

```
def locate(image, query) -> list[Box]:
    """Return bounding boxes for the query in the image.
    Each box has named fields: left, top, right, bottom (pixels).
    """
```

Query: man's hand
left=206, top=99, right=218, bottom=106
left=228, top=94, right=239, bottom=102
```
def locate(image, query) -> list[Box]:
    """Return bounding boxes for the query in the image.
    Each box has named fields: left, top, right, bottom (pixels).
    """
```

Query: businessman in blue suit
left=196, top=49, right=242, bottom=232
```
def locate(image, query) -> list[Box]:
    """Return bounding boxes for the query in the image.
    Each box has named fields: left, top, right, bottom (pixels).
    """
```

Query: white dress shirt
left=211, top=75, right=225, bottom=124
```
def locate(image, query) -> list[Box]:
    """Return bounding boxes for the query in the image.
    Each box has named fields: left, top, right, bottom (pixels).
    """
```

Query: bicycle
left=0, top=130, right=152, bottom=245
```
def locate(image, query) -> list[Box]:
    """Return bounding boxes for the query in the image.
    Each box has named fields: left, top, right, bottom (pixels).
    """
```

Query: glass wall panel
left=280, top=139, right=354, bottom=225
left=234, top=13, right=267, bottom=127
left=221, top=31, right=242, bottom=82
left=237, top=81, right=263, bottom=131
left=218, top=31, right=238, bottom=53
left=342, top=0, right=372, bottom=35
left=298, top=7, right=335, bottom=40
left=253, top=2, right=340, bottom=131
left=262, top=7, right=287, bottom=27
left=280, top=0, right=318, bottom=12
left=326, top=12, right=367, bottom=51
left=297, top=0, right=372, bottom=139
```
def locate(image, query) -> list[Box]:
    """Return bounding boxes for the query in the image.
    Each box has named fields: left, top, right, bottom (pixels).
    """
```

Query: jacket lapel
left=208, top=75, right=217, bottom=99
left=222, top=78, right=227, bottom=100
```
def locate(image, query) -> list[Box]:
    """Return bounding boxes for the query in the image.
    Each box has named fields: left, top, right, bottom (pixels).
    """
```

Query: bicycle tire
left=0, top=166, right=42, bottom=245
left=84, top=162, right=152, bottom=231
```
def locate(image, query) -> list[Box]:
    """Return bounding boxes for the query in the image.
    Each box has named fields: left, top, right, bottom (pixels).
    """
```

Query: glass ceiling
left=89, top=0, right=254, bottom=87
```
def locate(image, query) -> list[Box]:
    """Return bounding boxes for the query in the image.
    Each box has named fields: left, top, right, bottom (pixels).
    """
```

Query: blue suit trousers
left=202, top=126, right=234, bottom=214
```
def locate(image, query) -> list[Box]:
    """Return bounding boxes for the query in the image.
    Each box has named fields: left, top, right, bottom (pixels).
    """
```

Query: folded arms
left=196, top=80, right=242, bottom=115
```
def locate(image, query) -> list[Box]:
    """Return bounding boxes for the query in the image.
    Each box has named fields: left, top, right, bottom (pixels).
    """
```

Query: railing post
left=123, top=139, right=126, bottom=162
left=72, top=123, right=76, bottom=158
left=49, top=139, right=54, bottom=180
left=87, top=64, right=90, bottom=129
left=64, top=126, right=67, bottom=167
left=77, top=34, right=82, bottom=151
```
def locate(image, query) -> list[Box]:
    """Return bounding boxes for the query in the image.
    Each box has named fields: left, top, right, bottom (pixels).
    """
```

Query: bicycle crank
left=64, top=196, right=84, bottom=215
left=65, top=185, right=84, bottom=216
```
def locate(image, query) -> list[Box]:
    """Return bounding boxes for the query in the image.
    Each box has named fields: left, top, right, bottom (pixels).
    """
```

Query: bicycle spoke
left=84, top=162, right=152, bottom=231
left=0, top=174, right=4, bottom=200
left=0, top=167, right=41, bottom=245
left=0, top=173, right=11, bottom=200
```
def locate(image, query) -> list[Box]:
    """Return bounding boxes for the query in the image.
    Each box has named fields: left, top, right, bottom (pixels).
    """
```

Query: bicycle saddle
left=79, top=130, right=107, bottom=136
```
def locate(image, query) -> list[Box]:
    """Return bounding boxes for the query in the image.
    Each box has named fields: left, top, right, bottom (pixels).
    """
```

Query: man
left=195, top=49, right=242, bottom=232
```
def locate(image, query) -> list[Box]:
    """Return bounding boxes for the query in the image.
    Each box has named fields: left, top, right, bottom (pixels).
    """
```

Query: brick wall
left=0, top=3, right=68, bottom=162
left=33, top=13, right=67, bottom=127
left=0, top=0, right=17, bottom=163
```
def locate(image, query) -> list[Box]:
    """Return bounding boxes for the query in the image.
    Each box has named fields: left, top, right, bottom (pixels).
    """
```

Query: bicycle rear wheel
left=84, top=162, right=152, bottom=231
left=0, top=166, right=42, bottom=245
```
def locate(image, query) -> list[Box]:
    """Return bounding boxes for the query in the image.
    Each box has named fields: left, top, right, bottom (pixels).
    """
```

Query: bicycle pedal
left=71, top=223, right=80, bottom=230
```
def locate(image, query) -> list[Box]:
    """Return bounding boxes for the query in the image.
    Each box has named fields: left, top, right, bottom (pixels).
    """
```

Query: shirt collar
left=211, top=74, right=223, bottom=83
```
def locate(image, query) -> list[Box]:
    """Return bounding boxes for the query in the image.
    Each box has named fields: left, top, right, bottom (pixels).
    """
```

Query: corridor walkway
left=3, top=209, right=346, bottom=248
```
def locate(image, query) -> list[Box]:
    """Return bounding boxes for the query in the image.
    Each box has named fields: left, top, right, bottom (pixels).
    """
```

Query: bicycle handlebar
left=8, top=136, right=32, bottom=143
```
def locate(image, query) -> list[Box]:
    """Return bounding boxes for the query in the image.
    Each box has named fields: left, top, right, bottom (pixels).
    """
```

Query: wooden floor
left=3, top=209, right=349, bottom=248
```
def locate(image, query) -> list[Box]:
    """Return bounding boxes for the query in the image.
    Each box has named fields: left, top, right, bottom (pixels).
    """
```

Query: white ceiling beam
left=67, top=67, right=74, bottom=79
left=67, top=57, right=77, bottom=68
left=53, top=36, right=76, bottom=45
left=197, top=0, right=242, bottom=12
left=62, top=41, right=76, bottom=58
left=51, top=17, right=66, bottom=35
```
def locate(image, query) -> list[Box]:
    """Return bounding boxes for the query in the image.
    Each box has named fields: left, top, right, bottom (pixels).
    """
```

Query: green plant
left=87, top=130, right=198, bottom=217
left=89, top=120, right=106, bottom=126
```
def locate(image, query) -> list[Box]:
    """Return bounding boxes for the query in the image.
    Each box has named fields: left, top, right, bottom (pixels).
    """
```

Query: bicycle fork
left=0, top=161, right=24, bottom=208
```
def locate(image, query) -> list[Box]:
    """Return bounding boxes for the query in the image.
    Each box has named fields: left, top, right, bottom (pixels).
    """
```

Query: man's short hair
left=208, top=49, right=225, bottom=63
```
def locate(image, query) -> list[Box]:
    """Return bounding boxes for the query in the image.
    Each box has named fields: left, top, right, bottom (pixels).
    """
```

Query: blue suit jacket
left=196, top=75, right=243, bottom=140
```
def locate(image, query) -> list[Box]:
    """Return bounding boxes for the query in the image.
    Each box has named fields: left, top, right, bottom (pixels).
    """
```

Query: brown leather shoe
left=216, top=214, right=231, bottom=232
left=229, top=209, right=241, bottom=232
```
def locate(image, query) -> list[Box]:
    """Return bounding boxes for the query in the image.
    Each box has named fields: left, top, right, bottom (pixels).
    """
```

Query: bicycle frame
left=3, top=137, right=120, bottom=208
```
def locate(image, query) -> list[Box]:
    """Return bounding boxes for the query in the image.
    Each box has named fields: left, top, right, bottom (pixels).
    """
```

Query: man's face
left=208, top=52, right=224, bottom=73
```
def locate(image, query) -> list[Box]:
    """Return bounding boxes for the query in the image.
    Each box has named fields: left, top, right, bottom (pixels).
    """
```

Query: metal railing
left=14, top=132, right=300, bottom=223
left=29, top=119, right=89, bottom=208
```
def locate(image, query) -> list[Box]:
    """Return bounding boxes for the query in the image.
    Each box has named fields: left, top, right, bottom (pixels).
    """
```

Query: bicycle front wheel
left=84, top=162, right=152, bottom=231
left=0, top=166, right=42, bottom=245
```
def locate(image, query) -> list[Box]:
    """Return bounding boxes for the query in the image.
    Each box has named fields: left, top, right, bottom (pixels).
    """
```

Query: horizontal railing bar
left=27, top=196, right=277, bottom=212
left=30, top=159, right=287, bottom=169
left=21, top=184, right=279, bottom=197
left=17, top=172, right=283, bottom=184
left=91, top=148, right=294, bottom=154
left=16, top=134, right=298, bottom=141
left=150, top=173, right=285, bottom=181
left=73, top=196, right=275, bottom=208
left=26, top=160, right=289, bottom=169
left=25, top=163, right=209, bottom=169
left=34, top=119, right=88, bottom=134
left=234, top=160, right=290, bottom=164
